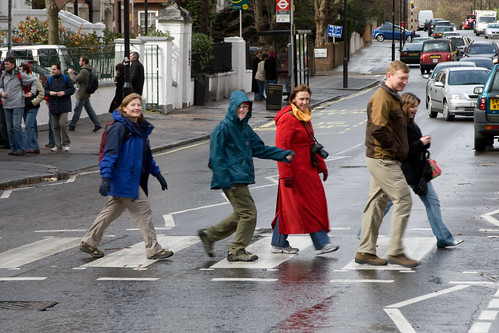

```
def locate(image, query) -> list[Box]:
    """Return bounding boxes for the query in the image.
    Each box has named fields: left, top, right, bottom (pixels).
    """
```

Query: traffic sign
left=328, top=25, right=343, bottom=38
left=232, top=0, right=249, bottom=10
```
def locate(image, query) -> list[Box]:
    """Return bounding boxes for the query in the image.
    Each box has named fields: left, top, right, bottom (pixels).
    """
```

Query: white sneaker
left=63, top=146, right=70, bottom=152
left=315, top=243, right=339, bottom=255
left=271, top=246, right=299, bottom=254
left=51, top=146, right=59, bottom=152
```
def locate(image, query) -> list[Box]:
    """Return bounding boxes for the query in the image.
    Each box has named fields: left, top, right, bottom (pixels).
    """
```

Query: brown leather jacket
left=365, top=84, right=409, bottom=162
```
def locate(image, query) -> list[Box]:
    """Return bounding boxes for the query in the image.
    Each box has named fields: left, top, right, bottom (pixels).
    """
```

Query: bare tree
left=45, top=0, right=59, bottom=44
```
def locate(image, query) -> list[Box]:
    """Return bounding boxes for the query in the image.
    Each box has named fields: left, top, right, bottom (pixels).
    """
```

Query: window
left=138, top=11, right=158, bottom=33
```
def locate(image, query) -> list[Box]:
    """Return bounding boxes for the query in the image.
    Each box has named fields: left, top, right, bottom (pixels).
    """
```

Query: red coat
left=272, top=106, right=330, bottom=234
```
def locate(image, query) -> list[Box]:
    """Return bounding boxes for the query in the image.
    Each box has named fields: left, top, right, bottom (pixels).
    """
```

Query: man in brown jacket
left=355, top=60, right=418, bottom=268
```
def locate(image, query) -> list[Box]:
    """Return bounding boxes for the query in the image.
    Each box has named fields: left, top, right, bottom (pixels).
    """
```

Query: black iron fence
left=191, top=42, right=232, bottom=77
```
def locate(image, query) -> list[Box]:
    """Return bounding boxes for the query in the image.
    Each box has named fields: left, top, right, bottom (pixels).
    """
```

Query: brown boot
left=355, top=252, right=388, bottom=265
left=388, top=253, right=418, bottom=268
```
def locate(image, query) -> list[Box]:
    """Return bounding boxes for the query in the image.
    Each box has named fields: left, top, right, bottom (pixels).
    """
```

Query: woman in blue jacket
left=80, top=93, right=172, bottom=260
left=198, top=90, right=294, bottom=262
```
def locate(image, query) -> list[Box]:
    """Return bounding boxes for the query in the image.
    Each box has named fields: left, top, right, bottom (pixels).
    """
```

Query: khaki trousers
left=358, top=157, right=412, bottom=256
left=205, top=184, right=257, bottom=255
left=81, top=187, right=163, bottom=257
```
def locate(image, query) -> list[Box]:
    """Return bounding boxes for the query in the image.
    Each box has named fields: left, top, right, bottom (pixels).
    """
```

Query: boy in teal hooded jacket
left=199, top=90, right=294, bottom=262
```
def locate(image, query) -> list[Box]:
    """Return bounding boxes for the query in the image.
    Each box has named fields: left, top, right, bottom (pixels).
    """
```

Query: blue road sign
left=328, top=25, right=343, bottom=38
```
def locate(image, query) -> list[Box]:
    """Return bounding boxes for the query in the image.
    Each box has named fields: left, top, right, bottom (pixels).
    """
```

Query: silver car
left=485, top=23, right=499, bottom=39
left=427, top=67, right=490, bottom=120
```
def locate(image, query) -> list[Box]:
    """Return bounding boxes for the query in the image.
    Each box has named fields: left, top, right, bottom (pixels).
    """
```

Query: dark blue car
left=372, top=23, right=419, bottom=42
left=474, top=64, right=499, bottom=151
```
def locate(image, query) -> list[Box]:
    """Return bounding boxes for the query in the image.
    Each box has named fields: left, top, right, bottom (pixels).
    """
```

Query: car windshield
left=468, top=44, right=496, bottom=54
left=423, top=42, right=450, bottom=52
left=448, top=70, right=489, bottom=85
left=479, top=16, right=496, bottom=23
left=450, top=39, right=465, bottom=47
left=488, top=24, right=499, bottom=28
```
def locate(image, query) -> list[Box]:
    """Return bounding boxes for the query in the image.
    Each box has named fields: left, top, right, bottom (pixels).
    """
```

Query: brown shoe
left=388, top=253, right=418, bottom=268
left=355, top=252, right=388, bottom=266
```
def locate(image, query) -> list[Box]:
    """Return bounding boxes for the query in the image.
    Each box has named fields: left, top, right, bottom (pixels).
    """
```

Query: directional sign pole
left=240, top=10, right=242, bottom=37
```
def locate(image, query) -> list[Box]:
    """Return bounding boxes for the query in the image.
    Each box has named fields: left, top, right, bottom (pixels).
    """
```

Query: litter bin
left=266, top=84, right=283, bottom=110
left=194, top=74, right=208, bottom=106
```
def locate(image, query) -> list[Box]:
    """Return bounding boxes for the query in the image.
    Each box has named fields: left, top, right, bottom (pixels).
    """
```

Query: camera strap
left=301, top=121, right=319, bottom=145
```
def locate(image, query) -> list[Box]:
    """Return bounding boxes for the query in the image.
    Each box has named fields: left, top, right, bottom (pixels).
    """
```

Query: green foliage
left=191, top=33, right=214, bottom=75
left=145, top=25, right=170, bottom=37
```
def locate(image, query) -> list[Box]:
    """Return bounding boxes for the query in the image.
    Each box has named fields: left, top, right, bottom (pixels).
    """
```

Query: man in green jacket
left=355, top=60, right=418, bottom=268
left=198, top=90, right=294, bottom=262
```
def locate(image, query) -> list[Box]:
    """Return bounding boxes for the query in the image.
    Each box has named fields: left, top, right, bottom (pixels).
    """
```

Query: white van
left=0, top=45, right=72, bottom=72
left=418, top=10, right=434, bottom=30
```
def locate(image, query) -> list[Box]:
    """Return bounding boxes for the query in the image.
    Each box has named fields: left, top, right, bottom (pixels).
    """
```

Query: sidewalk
left=0, top=72, right=380, bottom=189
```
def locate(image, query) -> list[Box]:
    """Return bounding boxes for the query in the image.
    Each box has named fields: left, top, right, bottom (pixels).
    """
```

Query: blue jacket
left=209, top=90, right=294, bottom=190
left=100, top=111, right=161, bottom=199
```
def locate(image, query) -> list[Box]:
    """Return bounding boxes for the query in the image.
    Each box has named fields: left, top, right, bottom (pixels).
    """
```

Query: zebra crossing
left=0, top=234, right=438, bottom=272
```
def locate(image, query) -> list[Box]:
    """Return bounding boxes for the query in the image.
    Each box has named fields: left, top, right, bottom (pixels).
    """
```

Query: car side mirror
left=473, top=86, right=483, bottom=94
left=434, top=81, right=444, bottom=87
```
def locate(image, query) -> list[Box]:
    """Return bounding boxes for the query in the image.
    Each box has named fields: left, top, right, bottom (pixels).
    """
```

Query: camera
left=311, top=143, right=329, bottom=159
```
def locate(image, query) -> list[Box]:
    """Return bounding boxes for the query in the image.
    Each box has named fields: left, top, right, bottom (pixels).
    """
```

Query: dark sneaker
left=227, top=251, right=258, bottom=262
left=387, top=253, right=418, bottom=268
left=45, top=144, right=55, bottom=148
left=198, top=229, right=214, bottom=257
left=93, top=126, right=102, bottom=132
left=355, top=252, right=388, bottom=265
left=148, top=249, right=174, bottom=260
left=68, top=126, right=75, bottom=131
left=79, top=242, right=104, bottom=258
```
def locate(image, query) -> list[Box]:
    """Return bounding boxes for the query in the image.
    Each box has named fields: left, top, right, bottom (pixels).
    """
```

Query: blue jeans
left=70, top=98, right=101, bottom=128
left=357, top=182, right=454, bottom=246
left=272, top=217, right=330, bottom=250
left=48, top=115, right=55, bottom=146
left=4, top=107, right=26, bottom=152
left=23, top=108, right=39, bottom=151
left=256, top=79, right=266, bottom=100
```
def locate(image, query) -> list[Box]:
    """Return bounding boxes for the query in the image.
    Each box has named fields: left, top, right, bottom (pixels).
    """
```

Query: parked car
left=462, top=41, right=499, bottom=64
left=400, top=43, right=423, bottom=64
left=447, top=36, right=471, bottom=59
left=372, top=23, right=419, bottom=42
left=484, top=23, right=499, bottom=39
left=460, top=56, right=494, bottom=69
left=420, top=39, right=456, bottom=74
left=427, top=67, right=489, bottom=120
left=424, top=61, right=477, bottom=110
left=474, top=64, right=499, bottom=151
left=0, top=45, right=72, bottom=72
left=462, top=14, right=475, bottom=30
left=432, top=26, right=454, bottom=38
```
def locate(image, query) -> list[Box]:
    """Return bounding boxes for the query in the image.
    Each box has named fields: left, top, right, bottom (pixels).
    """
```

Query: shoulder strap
left=301, top=121, right=317, bottom=144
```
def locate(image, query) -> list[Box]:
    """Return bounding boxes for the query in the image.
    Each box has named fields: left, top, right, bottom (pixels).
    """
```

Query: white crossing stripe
left=0, top=237, right=81, bottom=269
left=210, top=236, right=313, bottom=269
left=342, top=237, right=436, bottom=271
left=211, top=278, right=277, bottom=282
left=97, top=277, right=159, bottom=281
left=79, top=235, right=199, bottom=269
left=0, top=277, right=47, bottom=281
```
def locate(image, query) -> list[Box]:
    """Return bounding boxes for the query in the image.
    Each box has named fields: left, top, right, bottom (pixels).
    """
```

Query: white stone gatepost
left=156, top=4, right=193, bottom=109
left=223, top=37, right=250, bottom=93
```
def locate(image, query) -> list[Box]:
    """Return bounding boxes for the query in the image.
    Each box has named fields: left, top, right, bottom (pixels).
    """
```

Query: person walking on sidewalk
left=254, top=53, right=267, bottom=101
left=44, top=63, right=75, bottom=152
left=108, top=63, right=125, bottom=113
left=355, top=60, right=418, bottom=268
left=20, top=63, right=44, bottom=154
left=198, top=90, right=294, bottom=262
left=130, top=52, right=145, bottom=95
left=271, top=84, right=339, bottom=255
left=80, top=93, right=172, bottom=260
left=68, top=56, right=102, bottom=132
left=0, top=56, right=38, bottom=156
left=264, top=49, right=277, bottom=97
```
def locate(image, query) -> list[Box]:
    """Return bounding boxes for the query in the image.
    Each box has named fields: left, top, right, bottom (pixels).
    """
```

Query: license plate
left=491, top=98, right=499, bottom=110
left=433, top=59, right=438, bottom=63
left=409, top=53, right=418, bottom=56
left=429, top=55, right=441, bottom=59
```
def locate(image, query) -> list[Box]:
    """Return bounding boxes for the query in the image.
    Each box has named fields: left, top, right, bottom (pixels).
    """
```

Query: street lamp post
left=123, top=0, right=132, bottom=97
left=343, top=0, right=348, bottom=88
left=392, top=0, right=395, bottom=60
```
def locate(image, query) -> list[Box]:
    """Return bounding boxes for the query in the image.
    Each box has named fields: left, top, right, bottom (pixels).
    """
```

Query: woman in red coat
left=271, top=84, right=339, bottom=255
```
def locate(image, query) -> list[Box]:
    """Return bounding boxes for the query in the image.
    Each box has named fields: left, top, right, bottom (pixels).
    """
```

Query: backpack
left=99, top=121, right=131, bottom=163
left=47, top=74, right=68, bottom=85
left=2, top=71, right=23, bottom=90
left=84, top=68, right=99, bottom=94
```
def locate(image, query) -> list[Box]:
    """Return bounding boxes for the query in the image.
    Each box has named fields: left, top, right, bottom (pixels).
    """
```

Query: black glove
left=156, top=173, right=168, bottom=191
left=282, top=177, right=294, bottom=188
left=99, top=178, right=111, bottom=196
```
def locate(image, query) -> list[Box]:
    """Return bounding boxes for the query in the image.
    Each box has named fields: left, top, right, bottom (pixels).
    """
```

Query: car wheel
left=474, top=135, right=487, bottom=152
left=485, top=35, right=489, bottom=39
left=376, top=34, right=384, bottom=42
left=486, top=136, right=495, bottom=146
left=427, top=98, right=438, bottom=118
left=443, top=101, right=455, bottom=121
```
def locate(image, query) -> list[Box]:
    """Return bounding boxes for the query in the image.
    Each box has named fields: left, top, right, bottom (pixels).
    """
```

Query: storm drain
left=0, top=301, right=57, bottom=311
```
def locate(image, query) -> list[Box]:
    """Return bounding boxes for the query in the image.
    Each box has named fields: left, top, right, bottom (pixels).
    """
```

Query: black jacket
left=44, top=74, right=75, bottom=115
left=401, top=121, right=430, bottom=185
left=130, top=61, right=144, bottom=95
